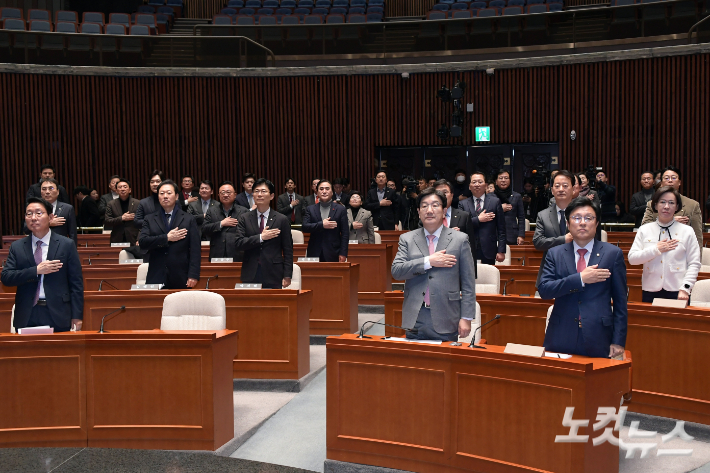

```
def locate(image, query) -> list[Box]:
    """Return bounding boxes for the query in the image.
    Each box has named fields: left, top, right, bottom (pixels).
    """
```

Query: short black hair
left=470, top=171, right=486, bottom=181
left=26, top=197, right=52, bottom=214
left=661, top=165, right=681, bottom=181
left=317, top=179, right=333, bottom=190
left=285, top=177, right=296, bottom=185
left=39, top=164, right=55, bottom=173
left=39, top=178, right=59, bottom=188
left=651, top=186, right=682, bottom=214
left=242, top=173, right=256, bottom=183
left=565, top=197, right=601, bottom=223
left=219, top=180, right=235, bottom=189
left=332, top=178, right=343, bottom=186
left=109, top=174, right=120, bottom=181
left=199, top=179, right=213, bottom=190
left=158, top=179, right=180, bottom=194
left=495, top=169, right=510, bottom=180
left=432, top=179, right=453, bottom=193
left=640, top=171, right=654, bottom=179
left=375, top=170, right=387, bottom=179
left=553, top=170, right=575, bottom=186
left=181, top=175, right=194, bottom=182
left=253, top=178, right=275, bottom=195
left=116, top=178, right=131, bottom=188
left=150, top=170, right=165, bottom=181
left=416, top=187, right=446, bottom=208
left=73, top=186, right=91, bottom=196
left=349, top=191, right=364, bottom=203
left=341, top=177, right=350, bottom=185
left=454, top=168, right=466, bottom=176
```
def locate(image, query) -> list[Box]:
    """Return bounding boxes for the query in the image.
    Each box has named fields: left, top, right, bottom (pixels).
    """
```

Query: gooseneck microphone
left=99, top=306, right=126, bottom=333
left=469, top=314, right=502, bottom=349
left=358, top=320, right=418, bottom=339
left=86, top=254, right=100, bottom=265
left=205, top=274, right=219, bottom=290
left=98, top=280, right=119, bottom=291
left=502, top=278, right=515, bottom=296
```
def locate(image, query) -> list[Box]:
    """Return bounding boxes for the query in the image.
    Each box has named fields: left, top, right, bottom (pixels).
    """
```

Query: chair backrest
left=457, top=302, right=481, bottom=344
left=259, top=15, right=277, bottom=24
left=326, top=13, right=345, bottom=22
left=239, top=8, right=256, bottom=15
left=29, top=9, right=50, bottom=21
left=106, top=24, right=127, bottom=34
left=222, top=7, right=238, bottom=15
left=432, top=3, right=450, bottom=10
left=3, top=18, right=26, bottom=30
left=56, top=21, right=78, bottom=33
left=10, top=305, right=15, bottom=334
left=291, top=229, right=305, bottom=243
left=56, top=11, right=78, bottom=23
left=348, top=13, right=367, bottom=21
left=83, top=12, right=105, bottom=25
left=548, top=3, right=563, bottom=11
left=118, top=250, right=131, bottom=262
left=452, top=9, right=472, bottom=17
left=281, top=14, right=300, bottom=23
left=228, top=0, right=245, bottom=6
left=277, top=7, right=294, bottom=15
left=601, top=229, right=608, bottom=242
left=158, top=6, right=176, bottom=15
left=29, top=20, right=52, bottom=32
left=136, top=13, right=157, bottom=26
left=503, top=5, right=522, bottom=13
left=281, top=0, right=298, bottom=7
left=374, top=232, right=382, bottom=244
left=427, top=10, right=447, bottom=19
left=80, top=22, right=102, bottom=34
left=305, top=14, right=323, bottom=23
left=160, top=291, right=227, bottom=330
left=110, top=13, right=131, bottom=26
left=452, top=2, right=468, bottom=10
left=349, top=6, right=365, bottom=13
left=495, top=245, right=512, bottom=266
left=299, top=0, right=315, bottom=6
left=367, top=5, right=384, bottom=12
left=257, top=8, right=274, bottom=15
left=236, top=15, right=255, bottom=24
left=136, top=263, right=149, bottom=284
left=130, top=24, right=150, bottom=35
left=333, top=0, right=349, bottom=5
left=525, top=218, right=530, bottom=231
left=213, top=14, right=233, bottom=24
left=313, top=7, right=330, bottom=15
left=474, top=264, right=500, bottom=294
left=138, top=5, right=156, bottom=13
left=527, top=3, right=548, bottom=12
left=477, top=7, right=498, bottom=16
left=470, top=1, right=487, bottom=9
left=366, top=12, right=382, bottom=20
left=690, top=279, right=710, bottom=303
left=332, top=7, right=348, bottom=14
left=283, top=263, right=302, bottom=289
left=702, top=249, right=710, bottom=266
left=246, top=0, right=262, bottom=7
left=0, top=7, right=23, bottom=20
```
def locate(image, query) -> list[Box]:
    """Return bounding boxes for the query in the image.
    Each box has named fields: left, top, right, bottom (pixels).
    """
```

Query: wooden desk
left=0, top=330, right=237, bottom=450
left=81, top=289, right=310, bottom=380
left=327, top=334, right=631, bottom=473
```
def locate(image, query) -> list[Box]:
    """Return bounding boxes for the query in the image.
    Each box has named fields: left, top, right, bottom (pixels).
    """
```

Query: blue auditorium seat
left=313, top=7, right=330, bottom=15
left=264, top=0, right=280, bottom=7
left=317, top=0, right=332, bottom=6
left=305, top=13, right=323, bottom=22
left=28, top=9, right=50, bottom=22
left=138, top=6, right=156, bottom=13
left=333, top=0, right=349, bottom=6
left=0, top=7, right=23, bottom=21
left=55, top=11, right=78, bottom=23
left=488, top=0, right=506, bottom=13
left=332, top=7, right=348, bottom=14
left=367, top=5, right=384, bottom=13
left=477, top=7, right=498, bottom=16
left=348, top=12, right=367, bottom=21
left=299, top=0, right=315, bottom=7
left=83, top=12, right=105, bottom=25
left=281, top=14, right=300, bottom=24
left=502, top=5, right=522, bottom=14
left=105, top=24, right=126, bottom=34
left=56, top=21, right=77, bottom=33
left=366, top=12, right=382, bottom=20
left=508, top=0, right=525, bottom=7
left=451, top=2, right=469, bottom=10
left=432, top=4, right=451, bottom=11
left=213, top=14, right=233, bottom=24
left=236, top=15, right=256, bottom=24
left=246, top=0, right=262, bottom=7
left=527, top=3, right=548, bottom=12
left=548, top=3, right=563, bottom=11
left=349, top=7, right=366, bottom=13
left=276, top=7, right=293, bottom=19
left=451, top=9, right=472, bottom=17
left=257, top=8, right=275, bottom=15
left=227, top=0, right=245, bottom=7
left=326, top=12, right=345, bottom=21
left=281, top=0, right=298, bottom=7
left=239, top=8, right=256, bottom=15
left=470, top=1, right=487, bottom=10
left=350, top=0, right=367, bottom=7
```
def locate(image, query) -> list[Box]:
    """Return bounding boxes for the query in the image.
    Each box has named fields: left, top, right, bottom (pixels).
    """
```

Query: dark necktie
left=475, top=198, right=482, bottom=215
left=559, top=210, right=566, bottom=235
left=202, top=201, right=208, bottom=215
left=289, top=195, right=295, bottom=223
left=166, top=213, right=172, bottom=227
left=260, top=214, right=265, bottom=232
left=33, top=241, right=43, bottom=306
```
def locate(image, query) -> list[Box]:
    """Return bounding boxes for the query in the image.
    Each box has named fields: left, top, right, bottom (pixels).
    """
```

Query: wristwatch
left=684, top=283, right=691, bottom=294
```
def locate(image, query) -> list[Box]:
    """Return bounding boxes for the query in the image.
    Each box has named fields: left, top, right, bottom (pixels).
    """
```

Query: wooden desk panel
left=0, top=295, right=14, bottom=332
left=327, top=335, right=630, bottom=473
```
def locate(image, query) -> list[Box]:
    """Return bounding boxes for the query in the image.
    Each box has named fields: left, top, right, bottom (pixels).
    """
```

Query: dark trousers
left=573, top=327, right=588, bottom=357
left=25, top=304, right=70, bottom=333
left=405, top=306, right=458, bottom=342
left=642, top=289, right=681, bottom=303
left=475, top=248, right=495, bottom=265
left=249, top=264, right=282, bottom=289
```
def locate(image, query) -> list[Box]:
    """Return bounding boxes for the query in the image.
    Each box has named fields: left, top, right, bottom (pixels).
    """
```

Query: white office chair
left=457, top=302, right=482, bottom=344
left=701, top=265, right=710, bottom=274
left=283, top=263, right=301, bottom=289
left=291, top=229, right=305, bottom=244
left=689, top=280, right=710, bottom=308
left=525, top=219, right=530, bottom=231
left=118, top=250, right=132, bottom=263
left=10, top=304, right=15, bottom=334
left=136, top=263, right=149, bottom=285
left=474, top=264, right=500, bottom=294
left=160, top=291, right=226, bottom=330
left=601, top=230, right=608, bottom=242
left=702, top=250, right=710, bottom=267
left=374, top=232, right=382, bottom=244
left=495, top=245, right=511, bottom=266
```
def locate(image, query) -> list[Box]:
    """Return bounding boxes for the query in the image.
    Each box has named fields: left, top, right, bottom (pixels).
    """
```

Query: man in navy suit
left=134, top=170, right=165, bottom=230
left=364, top=170, right=399, bottom=230
left=303, top=179, right=349, bottom=262
left=538, top=197, right=627, bottom=358
left=139, top=180, right=201, bottom=289
left=23, top=178, right=78, bottom=245
left=235, top=173, right=256, bottom=210
left=2, top=197, right=84, bottom=332
left=458, top=172, right=506, bottom=264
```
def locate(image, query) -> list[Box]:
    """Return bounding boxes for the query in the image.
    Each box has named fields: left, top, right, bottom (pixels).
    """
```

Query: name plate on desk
left=652, top=298, right=688, bottom=309
left=110, top=243, right=131, bottom=247
left=211, top=258, right=233, bottom=263
left=504, top=343, right=545, bottom=357
left=18, top=326, right=54, bottom=334
left=201, top=241, right=210, bottom=246
left=297, top=257, right=319, bottom=262
left=235, top=283, right=262, bottom=289
left=120, top=259, right=143, bottom=264
left=131, top=284, right=164, bottom=290
left=348, top=240, right=359, bottom=244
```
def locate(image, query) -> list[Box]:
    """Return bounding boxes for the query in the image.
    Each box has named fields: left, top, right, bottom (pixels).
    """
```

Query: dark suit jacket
left=23, top=202, right=77, bottom=245
left=1, top=233, right=83, bottom=330
left=303, top=194, right=318, bottom=213
left=539, top=240, right=627, bottom=358
left=303, top=203, right=349, bottom=262
left=26, top=182, right=70, bottom=204
left=105, top=197, right=140, bottom=245
left=180, top=189, right=200, bottom=211
left=78, top=196, right=102, bottom=228
left=364, top=187, right=399, bottom=230
left=277, top=192, right=305, bottom=225
left=98, top=192, right=116, bottom=225
left=334, top=192, right=351, bottom=208
left=138, top=207, right=201, bottom=289
left=629, top=190, right=653, bottom=228
left=187, top=198, right=219, bottom=239
left=235, top=191, right=252, bottom=209
left=501, top=191, right=525, bottom=244
left=134, top=194, right=159, bottom=229
left=458, top=194, right=506, bottom=261
left=202, top=202, right=250, bottom=261
left=235, top=210, right=294, bottom=287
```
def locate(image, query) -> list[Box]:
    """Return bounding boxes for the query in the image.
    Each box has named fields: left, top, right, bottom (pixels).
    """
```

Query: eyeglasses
left=40, top=187, right=56, bottom=192
left=569, top=215, right=596, bottom=223
left=25, top=211, right=46, bottom=218
left=219, top=191, right=234, bottom=195
left=420, top=202, right=443, bottom=210
left=253, top=189, right=270, bottom=195
left=658, top=200, right=676, bottom=207
left=553, top=184, right=570, bottom=189
left=662, top=175, right=679, bottom=182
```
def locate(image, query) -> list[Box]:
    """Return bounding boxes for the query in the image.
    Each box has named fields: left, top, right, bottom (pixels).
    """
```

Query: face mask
left=456, top=176, right=466, bottom=183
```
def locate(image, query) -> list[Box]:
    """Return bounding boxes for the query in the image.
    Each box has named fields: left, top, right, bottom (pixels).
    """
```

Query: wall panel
left=1, top=54, right=709, bottom=235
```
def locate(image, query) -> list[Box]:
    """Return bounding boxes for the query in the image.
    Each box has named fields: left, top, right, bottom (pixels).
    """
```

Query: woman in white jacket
left=628, top=186, right=701, bottom=303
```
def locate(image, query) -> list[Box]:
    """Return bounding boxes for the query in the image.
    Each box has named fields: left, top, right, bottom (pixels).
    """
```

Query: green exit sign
left=475, top=126, right=491, bottom=142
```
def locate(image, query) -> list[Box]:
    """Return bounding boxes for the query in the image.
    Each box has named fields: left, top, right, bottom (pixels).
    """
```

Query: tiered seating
left=428, top=0, right=563, bottom=18
left=214, top=0, right=385, bottom=24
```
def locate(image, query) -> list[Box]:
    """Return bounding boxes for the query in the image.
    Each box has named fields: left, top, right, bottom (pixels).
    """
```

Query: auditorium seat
left=488, top=0, right=506, bottom=13
left=333, top=0, right=349, bottom=6
left=103, top=24, right=126, bottom=51
left=291, top=229, right=305, bottom=243
left=367, top=5, right=384, bottom=13
left=281, top=0, right=298, bottom=8
left=432, top=3, right=451, bottom=11
left=105, top=23, right=127, bottom=35
left=56, top=11, right=78, bottom=24
left=548, top=3, right=563, bottom=11
left=366, top=11, right=382, bottom=20
left=420, top=11, right=445, bottom=41
left=525, top=219, right=530, bottom=231
left=129, top=24, right=150, bottom=35
left=527, top=4, right=549, bottom=12
left=283, top=263, right=302, bottom=289
left=56, top=21, right=77, bottom=33
left=138, top=5, right=156, bottom=14
left=109, top=13, right=131, bottom=28
left=246, top=0, right=263, bottom=7
left=28, top=9, right=51, bottom=24
left=348, top=6, right=365, bottom=14
left=313, top=7, right=330, bottom=16
left=80, top=22, right=102, bottom=34
left=688, top=280, right=710, bottom=308
left=228, top=0, right=245, bottom=7
left=299, top=0, right=316, bottom=7
left=332, top=7, right=348, bottom=15
left=456, top=302, right=481, bottom=344
left=221, top=7, right=238, bottom=18
left=282, top=14, right=304, bottom=38
left=601, top=229, right=608, bottom=242
left=83, top=12, right=105, bottom=26
left=166, top=0, right=184, bottom=18
left=135, top=14, right=160, bottom=34
left=347, top=13, right=367, bottom=22
left=213, top=14, right=233, bottom=25
left=136, top=263, right=149, bottom=284
left=474, top=264, right=500, bottom=294
left=470, top=1, right=487, bottom=11
left=477, top=7, right=498, bottom=16
left=502, top=8, right=522, bottom=17
left=264, top=0, right=280, bottom=7
left=0, top=7, right=23, bottom=21
left=160, top=291, right=226, bottom=331
left=276, top=8, right=294, bottom=19
left=495, top=244, right=512, bottom=266
left=240, top=8, right=256, bottom=15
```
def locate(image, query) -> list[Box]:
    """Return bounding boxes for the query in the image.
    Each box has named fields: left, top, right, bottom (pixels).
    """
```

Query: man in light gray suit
left=391, top=187, right=476, bottom=341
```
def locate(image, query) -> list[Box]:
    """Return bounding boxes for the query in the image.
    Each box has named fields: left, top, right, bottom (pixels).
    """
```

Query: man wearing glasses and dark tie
left=202, top=181, right=249, bottom=262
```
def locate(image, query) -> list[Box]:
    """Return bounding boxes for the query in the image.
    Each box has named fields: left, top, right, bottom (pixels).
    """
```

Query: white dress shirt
left=472, top=193, right=486, bottom=208
left=287, top=193, right=296, bottom=208
left=423, top=225, right=471, bottom=321
left=31, top=230, right=51, bottom=299
left=258, top=208, right=271, bottom=243
left=628, top=220, right=701, bottom=293
left=573, top=239, right=594, bottom=287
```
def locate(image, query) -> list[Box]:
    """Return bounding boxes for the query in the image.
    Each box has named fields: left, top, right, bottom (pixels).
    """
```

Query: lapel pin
left=596, top=253, right=599, bottom=257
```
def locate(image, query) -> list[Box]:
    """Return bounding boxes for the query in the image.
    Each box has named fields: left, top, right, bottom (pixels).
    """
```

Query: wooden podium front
left=327, top=334, right=631, bottom=473
left=0, top=330, right=237, bottom=450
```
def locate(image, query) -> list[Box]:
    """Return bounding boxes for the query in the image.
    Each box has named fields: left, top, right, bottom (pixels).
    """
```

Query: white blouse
left=628, top=220, right=701, bottom=293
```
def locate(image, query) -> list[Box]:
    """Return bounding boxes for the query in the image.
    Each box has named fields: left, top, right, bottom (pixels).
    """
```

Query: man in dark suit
left=74, top=186, right=102, bottom=228
left=333, top=178, right=350, bottom=208
left=276, top=177, right=304, bottom=225
left=458, top=172, right=506, bottom=265
left=26, top=164, right=70, bottom=204
left=538, top=198, right=627, bottom=358
left=236, top=179, right=294, bottom=289
left=235, top=173, right=256, bottom=210
left=533, top=170, right=577, bottom=287
left=365, top=171, right=399, bottom=230
left=493, top=170, right=526, bottom=246
left=139, top=180, right=201, bottom=289
left=202, top=181, right=249, bottom=262
left=2, top=198, right=84, bottom=332
left=134, top=170, right=165, bottom=229
left=98, top=175, right=120, bottom=228
left=303, top=179, right=349, bottom=262
left=105, top=178, right=140, bottom=245
left=302, top=178, right=321, bottom=210
left=22, top=178, right=78, bottom=245
left=180, top=175, right=200, bottom=211
left=187, top=180, right=218, bottom=239
left=629, top=171, right=655, bottom=228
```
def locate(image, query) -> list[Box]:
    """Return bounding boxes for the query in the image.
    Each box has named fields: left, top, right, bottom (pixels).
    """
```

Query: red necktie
left=260, top=214, right=265, bottom=232
left=576, top=249, right=588, bottom=273
left=290, top=194, right=295, bottom=223
left=315, top=195, right=319, bottom=204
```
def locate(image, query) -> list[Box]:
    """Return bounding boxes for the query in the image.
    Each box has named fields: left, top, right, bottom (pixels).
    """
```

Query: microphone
left=98, top=280, right=119, bottom=291
left=85, top=241, right=89, bottom=248
left=516, top=257, right=526, bottom=266
left=502, top=278, right=514, bottom=296
left=205, top=274, right=219, bottom=290
left=86, top=253, right=100, bottom=265
left=358, top=320, right=418, bottom=339
left=98, top=306, right=126, bottom=333
left=469, top=314, right=501, bottom=349
left=617, top=240, right=621, bottom=247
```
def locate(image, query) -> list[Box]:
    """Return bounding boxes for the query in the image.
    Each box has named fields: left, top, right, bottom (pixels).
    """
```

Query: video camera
left=583, top=165, right=604, bottom=190
left=402, top=176, right=418, bottom=194
left=529, top=167, right=550, bottom=190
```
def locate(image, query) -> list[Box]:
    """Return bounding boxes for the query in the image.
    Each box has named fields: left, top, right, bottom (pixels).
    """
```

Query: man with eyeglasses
left=104, top=178, right=139, bottom=246
left=629, top=171, right=655, bottom=228
left=2, top=197, right=84, bottom=333
left=391, top=187, right=476, bottom=342
left=23, top=178, right=78, bottom=246
left=538, top=197, right=627, bottom=359
left=25, top=164, right=70, bottom=204
left=641, top=166, right=702, bottom=251
left=458, top=172, right=506, bottom=265
left=134, top=170, right=165, bottom=230
left=98, top=175, right=121, bottom=230
left=180, top=175, right=200, bottom=211
left=202, top=181, right=249, bottom=262
left=187, top=180, right=218, bottom=240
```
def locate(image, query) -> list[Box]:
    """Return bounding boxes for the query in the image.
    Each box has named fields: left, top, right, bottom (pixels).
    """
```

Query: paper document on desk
left=385, top=337, right=442, bottom=345
left=544, top=352, right=572, bottom=359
